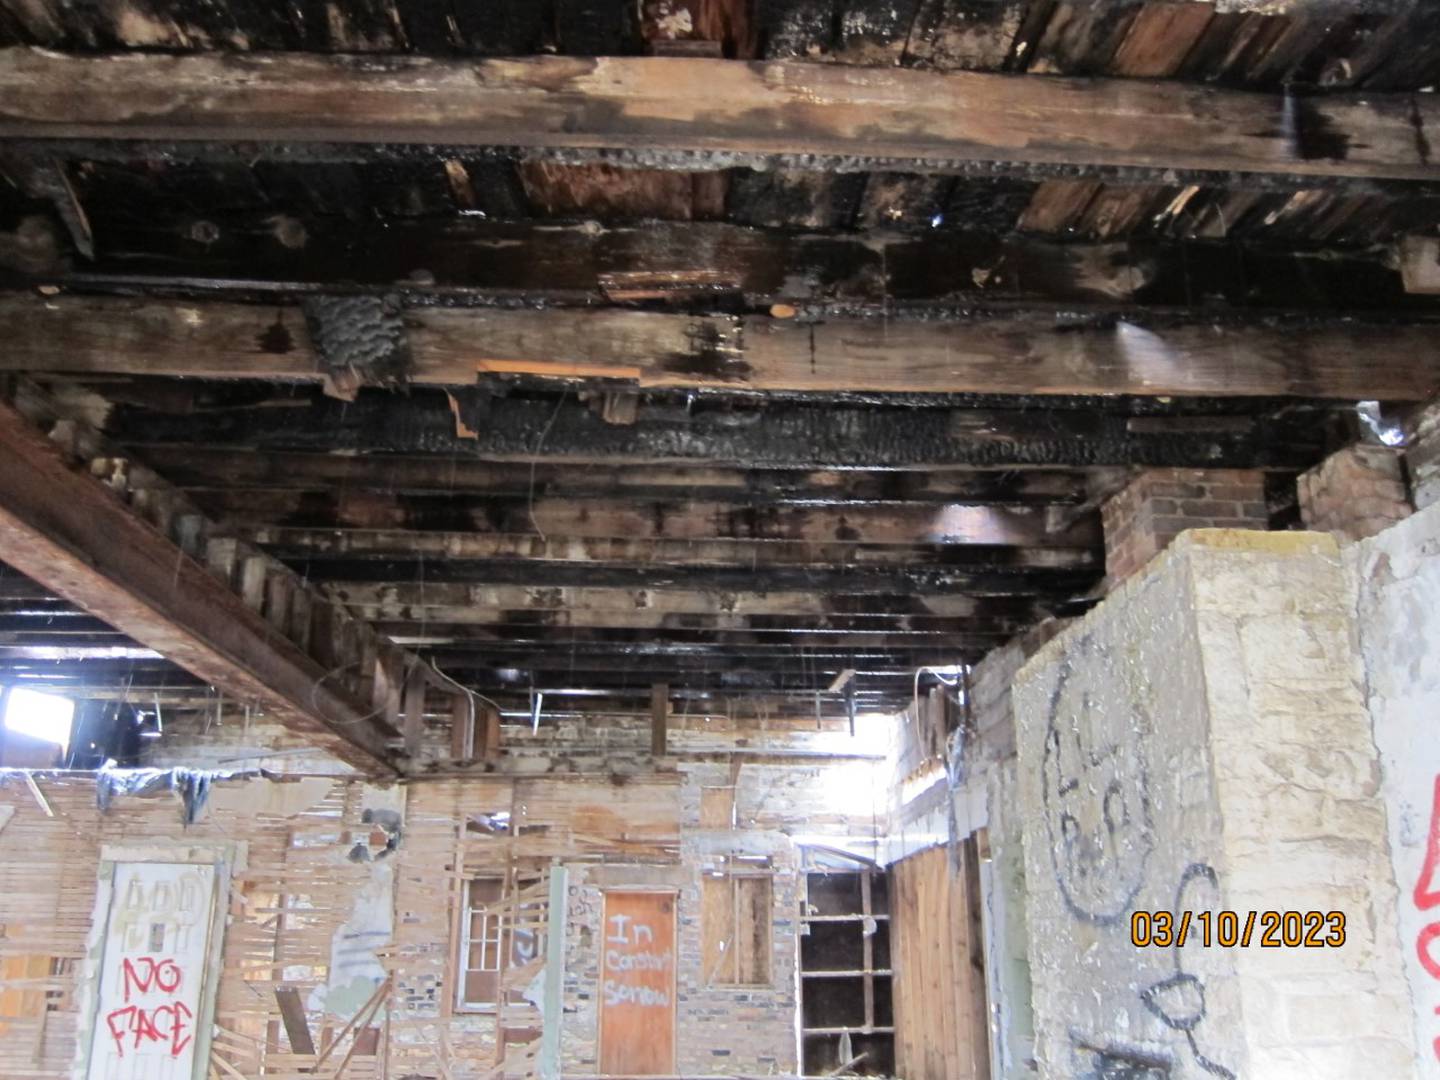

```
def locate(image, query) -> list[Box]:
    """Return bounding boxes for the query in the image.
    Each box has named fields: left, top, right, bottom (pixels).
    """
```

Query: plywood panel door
left=599, top=890, right=677, bottom=1076
left=85, top=861, right=218, bottom=1080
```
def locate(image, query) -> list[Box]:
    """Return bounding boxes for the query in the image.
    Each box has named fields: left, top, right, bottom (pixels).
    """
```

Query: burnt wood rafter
left=0, top=383, right=492, bottom=773
left=185, top=490, right=1098, bottom=547
left=2, top=49, right=1440, bottom=186
left=10, top=215, right=1440, bottom=318
left=103, top=389, right=1333, bottom=471
left=6, top=294, right=1440, bottom=401
left=136, top=450, right=1092, bottom=505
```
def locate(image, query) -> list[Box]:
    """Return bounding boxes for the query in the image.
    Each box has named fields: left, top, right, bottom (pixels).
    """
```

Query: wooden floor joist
left=1, top=49, right=1438, bottom=184
left=6, top=294, right=1440, bottom=400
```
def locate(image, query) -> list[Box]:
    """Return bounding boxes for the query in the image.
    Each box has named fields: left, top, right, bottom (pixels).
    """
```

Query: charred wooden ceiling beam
left=18, top=215, right=1439, bottom=318
left=286, top=554, right=1098, bottom=594
left=426, top=648, right=967, bottom=673
left=379, top=625, right=982, bottom=651
left=325, top=581, right=1065, bottom=619
left=185, top=489, right=1098, bottom=547
left=139, top=450, right=1090, bottom=505
left=451, top=667, right=927, bottom=692
left=6, top=294, right=1439, bottom=400
left=104, top=389, right=1332, bottom=471
left=0, top=382, right=466, bottom=775
left=234, top=524, right=1097, bottom=574
left=2, top=50, right=1438, bottom=186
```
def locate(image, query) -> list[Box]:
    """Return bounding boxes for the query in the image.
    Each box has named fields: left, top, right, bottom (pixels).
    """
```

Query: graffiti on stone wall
left=1411, top=775, right=1440, bottom=1062
left=1040, top=631, right=1235, bottom=1079
left=1068, top=862, right=1236, bottom=1080
left=1072, top=1038, right=1172, bottom=1079
left=1137, top=864, right=1235, bottom=1080
left=1042, top=637, right=1155, bottom=924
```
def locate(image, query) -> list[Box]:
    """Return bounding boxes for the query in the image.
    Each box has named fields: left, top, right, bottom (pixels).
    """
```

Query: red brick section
left=1101, top=468, right=1268, bottom=584
left=1298, top=444, right=1412, bottom=543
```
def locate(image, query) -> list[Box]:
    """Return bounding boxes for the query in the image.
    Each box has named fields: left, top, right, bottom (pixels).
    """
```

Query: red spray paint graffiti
left=104, top=956, right=191, bottom=1058
left=1412, top=776, right=1440, bottom=1060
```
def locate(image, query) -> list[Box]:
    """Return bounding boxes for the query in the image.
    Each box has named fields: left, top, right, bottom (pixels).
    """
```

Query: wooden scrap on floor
left=274, top=987, right=315, bottom=1056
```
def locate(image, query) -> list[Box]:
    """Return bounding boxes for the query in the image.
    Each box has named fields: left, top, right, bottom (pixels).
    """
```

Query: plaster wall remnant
left=1349, top=501, right=1440, bottom=1076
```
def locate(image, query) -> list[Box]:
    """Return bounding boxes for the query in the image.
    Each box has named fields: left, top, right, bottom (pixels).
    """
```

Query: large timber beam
left=0, top=386, right=454, bottom=775
left=188, top=490, right=1098, bottom=547
left=138, top=450, right=1090, bottom=505
left=5, top=295, right=1439, bottom=400
left=104, top=390, right=1331, bottom=471
left=326, top=582, right=1050, bottom=620
left=1, top=50, right=1437, bottom=184
left=14, top=216, right=1438, bottom=317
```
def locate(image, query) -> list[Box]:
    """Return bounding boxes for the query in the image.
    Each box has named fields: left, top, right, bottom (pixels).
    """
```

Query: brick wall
left=1100, top=468, right=1267, bottom=584
left=1298, top=443, right=1412, bottom=542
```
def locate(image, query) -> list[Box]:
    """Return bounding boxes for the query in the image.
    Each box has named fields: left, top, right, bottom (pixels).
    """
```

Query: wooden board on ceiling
left=2, top=50, right=1438, bottom=183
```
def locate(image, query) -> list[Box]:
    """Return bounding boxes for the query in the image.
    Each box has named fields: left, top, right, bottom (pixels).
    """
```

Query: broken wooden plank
left=273, top=987, right=316, bottom=1056
left=0, top=49, right=1436, bottom=183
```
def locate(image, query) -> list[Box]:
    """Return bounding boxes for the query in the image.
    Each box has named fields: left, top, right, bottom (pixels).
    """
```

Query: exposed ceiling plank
left=6, top=294, right=1439, bottom=400
left=283, top=553, right=1098, bottom=594
left=1, top=49, right=1436, bottom=184
left=133, top=448, right=1089, bottom=504
left=325, top=581, right=1048, bottom=619
left=235, top=526, right=1099, bottom=582
left=186, top=489, right=1097, bottom=547
left=21, top=215, right=1436, bottom=316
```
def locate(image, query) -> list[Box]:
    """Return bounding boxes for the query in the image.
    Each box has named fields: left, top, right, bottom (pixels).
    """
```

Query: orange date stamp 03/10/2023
left=1130, top=910, right=1347, bottom=949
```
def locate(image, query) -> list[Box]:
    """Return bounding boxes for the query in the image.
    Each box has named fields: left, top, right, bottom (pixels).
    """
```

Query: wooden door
left=86, top=861, right=219, bottom=1080
left=598, top=890, right=677, bottom=1075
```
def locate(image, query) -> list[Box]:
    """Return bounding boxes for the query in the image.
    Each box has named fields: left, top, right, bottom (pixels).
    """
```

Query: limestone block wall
left=1349, top=501, right=1440, bottom=1077
left=1014, top=531, right=1415, bottom=1080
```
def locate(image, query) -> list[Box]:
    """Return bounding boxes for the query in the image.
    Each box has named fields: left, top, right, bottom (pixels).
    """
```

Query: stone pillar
left=1298, top=443, right=1412, bottom=542
left=1100, top=469, right=1267, bottom=585
left=1012, top=531, right=1415, bottom=1080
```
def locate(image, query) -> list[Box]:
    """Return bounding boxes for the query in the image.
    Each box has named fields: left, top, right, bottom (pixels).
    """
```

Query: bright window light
left=3, top=688, right=75, bottom=753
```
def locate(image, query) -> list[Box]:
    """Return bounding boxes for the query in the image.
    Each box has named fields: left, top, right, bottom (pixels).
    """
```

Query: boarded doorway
left=598, top=890, right=677, bottom=1075
left=83, top=860, right=220, bottom=1080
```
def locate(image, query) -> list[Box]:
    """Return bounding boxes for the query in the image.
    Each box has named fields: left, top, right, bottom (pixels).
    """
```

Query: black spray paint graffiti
left=1069, top=863, right=1237, bottom=1080
left=1071, top=1037, right=1173, bottom=1080
left=1042, top=637, right=1155, bottom=924
left=1138, top=863, right=1236, bottom=1080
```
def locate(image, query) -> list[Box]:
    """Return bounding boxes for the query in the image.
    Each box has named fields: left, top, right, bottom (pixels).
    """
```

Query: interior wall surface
left=0, top=754, right=887, bottom=1079
left=1349, top=501, right=1440, bottom=1077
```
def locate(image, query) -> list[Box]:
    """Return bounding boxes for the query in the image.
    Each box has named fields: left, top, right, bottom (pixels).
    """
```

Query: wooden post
left=651, top=683, right=668, bottom=757
left=538, top=863, right=569, bottom=1080
left=402, top=662, right=427, bottom=760
left=477, top=700, right=503, bottom=763
left=449, top=691, right=475, bottom=761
